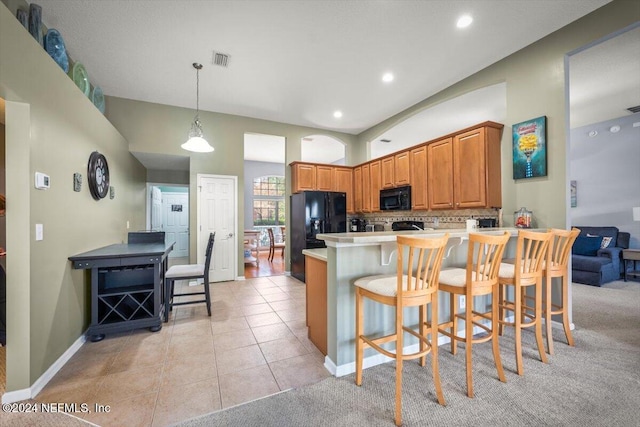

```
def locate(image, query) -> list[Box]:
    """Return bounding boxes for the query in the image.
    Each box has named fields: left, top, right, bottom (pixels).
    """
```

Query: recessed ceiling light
left=457, top=15, right=473, bottom=28
left=382, top=73, right=394, bottom=83
left=609, top=125, right=621, bottom=133
left=588, top=130, right=598, bottom=137
left=333, top=111, right=343, bottom=119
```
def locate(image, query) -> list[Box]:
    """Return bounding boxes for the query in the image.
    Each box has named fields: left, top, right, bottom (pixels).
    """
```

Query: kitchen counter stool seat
left=354, top=234, right=449, bottom=426
left=164, top=232, right=215, bottom=322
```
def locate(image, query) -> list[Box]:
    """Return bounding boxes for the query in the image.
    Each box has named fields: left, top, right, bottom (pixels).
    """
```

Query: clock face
left=88, top=151, right=110, bottom=200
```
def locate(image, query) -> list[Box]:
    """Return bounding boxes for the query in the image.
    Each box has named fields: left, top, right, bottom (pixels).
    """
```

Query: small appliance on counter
left=392, top=220, right=425, bottom=231
left=350, top=218, right=366, bottom=232
left=477, top=218, right=497, bottom=228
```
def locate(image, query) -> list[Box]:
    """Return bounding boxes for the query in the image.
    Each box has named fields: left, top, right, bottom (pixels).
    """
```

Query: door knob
left=228, top=233, right=234, bottom=238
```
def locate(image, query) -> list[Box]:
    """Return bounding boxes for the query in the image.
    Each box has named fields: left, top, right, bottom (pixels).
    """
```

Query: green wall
left=0, top=4, right=147, bottom=390
left=105, top=97, right=360, bottom=271
left=359, top=0, right=640, bottom=230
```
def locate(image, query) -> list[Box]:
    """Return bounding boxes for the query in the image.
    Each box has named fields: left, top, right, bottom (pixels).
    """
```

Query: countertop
left=302, top=248, right=327, bottom=261
left=316, top=227, right=527, bottom=245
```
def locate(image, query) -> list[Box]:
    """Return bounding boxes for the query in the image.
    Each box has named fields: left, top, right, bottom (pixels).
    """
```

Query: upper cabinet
left=381, top=151, right=410, bottom=189
left=334, top=167, right=354, bottom=214
left=291, top=121, right=503, bottom=213
left=453, top=125, right=502, bottom=209
left=291, top=162, right=316, bottom=192
left=427, top=138, right=455, bottom=209
left=427, top=124, right=502, bottom=210
left=410, top=145, right=428, bottom=210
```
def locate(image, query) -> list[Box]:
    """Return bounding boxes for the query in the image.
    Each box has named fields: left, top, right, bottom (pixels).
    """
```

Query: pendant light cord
left=193, top=62, right=203, bottom=121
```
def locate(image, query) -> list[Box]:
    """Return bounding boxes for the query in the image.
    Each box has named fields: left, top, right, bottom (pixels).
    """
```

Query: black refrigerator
left=290, top=191, right=347, bottom=282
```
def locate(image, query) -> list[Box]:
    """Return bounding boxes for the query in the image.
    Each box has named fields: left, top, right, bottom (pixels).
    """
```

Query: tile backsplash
left=349, top=208, right=502, bottom=230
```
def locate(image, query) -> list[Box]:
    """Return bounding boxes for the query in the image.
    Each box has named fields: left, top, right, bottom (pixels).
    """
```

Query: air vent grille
left=212, top=51, right=230, bottom=67
left=380, top=139, right=392, bottom=143
left=627, top=105, right=640, bottom=113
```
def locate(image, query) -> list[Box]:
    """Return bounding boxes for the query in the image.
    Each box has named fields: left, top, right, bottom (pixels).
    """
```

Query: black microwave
left=380, top=186, right=411, bottom=211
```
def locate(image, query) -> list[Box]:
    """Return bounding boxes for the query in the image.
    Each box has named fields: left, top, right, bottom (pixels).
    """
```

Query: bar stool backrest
left=467, top=232, right=510, bottom=293
left=396, top=234, right=449, bottom=300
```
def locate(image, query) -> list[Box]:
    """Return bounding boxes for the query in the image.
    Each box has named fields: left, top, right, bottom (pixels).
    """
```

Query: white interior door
left=198, top=174, right=237, bottom=282
left=150, top=187, right=163, bottom=231
left=162, top=192, right=189, bottom=258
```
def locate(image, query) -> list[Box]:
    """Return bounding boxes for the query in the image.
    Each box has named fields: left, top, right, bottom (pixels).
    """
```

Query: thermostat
left=35, top=172, right=50, bottom=190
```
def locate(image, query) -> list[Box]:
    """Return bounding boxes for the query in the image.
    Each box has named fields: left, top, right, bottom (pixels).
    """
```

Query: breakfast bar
left=308, top=228, right=522, bottom=377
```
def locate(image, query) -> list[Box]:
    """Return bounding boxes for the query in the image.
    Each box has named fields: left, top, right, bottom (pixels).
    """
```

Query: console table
left=69, top=241, right=174, bottom=341
left=622, top=249, right=640, bottom=281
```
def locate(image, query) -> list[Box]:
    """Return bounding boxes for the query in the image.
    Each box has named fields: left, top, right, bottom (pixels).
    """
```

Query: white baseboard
left=2, top=333, right=86, bottom=404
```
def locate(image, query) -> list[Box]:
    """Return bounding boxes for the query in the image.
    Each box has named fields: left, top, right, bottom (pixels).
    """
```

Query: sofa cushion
left=572, top=254, right=612, bottom=273
left=575, top=226, right=619, bottom=248
left=573, top=235, right=603, bottom=256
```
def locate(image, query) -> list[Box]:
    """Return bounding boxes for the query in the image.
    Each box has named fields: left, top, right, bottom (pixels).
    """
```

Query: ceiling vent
left=627, top=105, right=640, bottom=114
left=302, top=137, right=314, bottom=142
left=212, top=51, right=230, bottom=67
left=380, top=139, right=392, bottom=143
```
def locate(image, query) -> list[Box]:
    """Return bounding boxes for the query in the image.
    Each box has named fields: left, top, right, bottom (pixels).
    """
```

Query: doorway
left=243, top=133, right=286, bottom=278
left=146, top=184, right=190, bottom=260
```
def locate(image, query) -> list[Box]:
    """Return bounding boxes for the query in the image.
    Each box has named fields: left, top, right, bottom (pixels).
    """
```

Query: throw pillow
left=573, top=235, right=603, bottom=256
left=587, top=233, right=613, bottom=249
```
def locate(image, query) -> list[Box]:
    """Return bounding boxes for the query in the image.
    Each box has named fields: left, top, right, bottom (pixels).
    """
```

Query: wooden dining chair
left=164, top=232, right=215, bottom=322
left=354, top=234, right=449, bottom=426
left=542, top=227, right=580, bottom=354
left=496, top=229, right=551, bottom=375
left=267, top=228, right=285, bottom=262
left=437, top=232, right=510, bottom=398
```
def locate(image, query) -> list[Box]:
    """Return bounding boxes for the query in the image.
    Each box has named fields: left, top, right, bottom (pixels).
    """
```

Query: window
left=253, top=176, right=285, bottom=225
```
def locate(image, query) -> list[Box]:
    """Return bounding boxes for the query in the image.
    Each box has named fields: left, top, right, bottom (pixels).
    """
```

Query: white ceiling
left=33, top=0, right=611, bottom=137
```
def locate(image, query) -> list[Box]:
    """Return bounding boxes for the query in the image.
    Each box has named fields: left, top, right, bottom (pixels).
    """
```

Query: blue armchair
left=572, top=226, right=630, bottom=286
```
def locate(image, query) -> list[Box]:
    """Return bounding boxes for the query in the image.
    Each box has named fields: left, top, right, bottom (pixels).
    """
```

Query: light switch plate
left=35, top=223, right=44, bottom=241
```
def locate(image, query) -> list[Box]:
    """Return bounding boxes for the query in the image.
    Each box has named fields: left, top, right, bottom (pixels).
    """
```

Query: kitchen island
left=312, top=228, right=524, bottom=377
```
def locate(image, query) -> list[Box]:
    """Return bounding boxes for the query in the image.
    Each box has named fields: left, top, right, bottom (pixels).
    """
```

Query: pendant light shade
left=182, top=63, right=214, bottom=153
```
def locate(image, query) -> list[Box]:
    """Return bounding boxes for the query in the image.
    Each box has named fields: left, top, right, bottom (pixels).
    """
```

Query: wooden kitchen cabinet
left=453, top=125, right=502, bottom=209
left=291, top=162, right=316, bottom=193
left=410, top=145, right=428, bottom=210
left=370, top=160, right=382, bottom=211
left=305, top=255, right=327, bottom=355
left=427, top=138, right=455, bottom=209
left=394, top=151, right=411, bottom=186
left=316, top=165, right=334, bottom=191
left=362, top=163, right=372, bottom=212
left=334, top=166, right=354, bottom=214
left=427, top=123, right=503, bottom=210
left=353, top=166, right=363, bottom=213
left=381, top=156, right=395, bottom=189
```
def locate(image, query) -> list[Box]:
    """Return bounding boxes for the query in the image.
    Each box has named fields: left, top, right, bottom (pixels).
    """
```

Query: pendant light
left=181, top=63, right=214, bottom=153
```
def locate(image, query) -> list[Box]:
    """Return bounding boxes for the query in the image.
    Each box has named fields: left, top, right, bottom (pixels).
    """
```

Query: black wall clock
left=87, top=151, right=110, bottom=200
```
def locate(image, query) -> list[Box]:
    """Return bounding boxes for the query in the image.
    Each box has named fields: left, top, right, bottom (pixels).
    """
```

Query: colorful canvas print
left=512, top=116, right=547, bottom=179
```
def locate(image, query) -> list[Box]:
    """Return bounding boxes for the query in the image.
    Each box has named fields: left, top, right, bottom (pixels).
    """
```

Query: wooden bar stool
left=437, top=232, right=510, bottom=398
left=542, top=227, right=580, bottom=354
left=354, top=234, right=449, bottom=426
left=496, top=230, right=551, bottom=375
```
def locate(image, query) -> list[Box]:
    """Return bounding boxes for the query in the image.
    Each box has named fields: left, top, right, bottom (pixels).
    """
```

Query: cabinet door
left=381, top=156, right=395, bottom=189
left=394, top=151, right=411, bottom=186
left=316, top=165, right=334, bottom=191
left=353, top=166, right=363, bottom=213
left=454, top=128, right=486, bottom=208
left=334, top=167, right=354, bottom=214
left=362, top=163, right=372, bottom=212
left=410, top=145, right=428, bottom=210
left=370, top=160, right=382, bottom=212
left=427, top=138, right=454, bottom=209
left=291, top=163, right=316, bottom=193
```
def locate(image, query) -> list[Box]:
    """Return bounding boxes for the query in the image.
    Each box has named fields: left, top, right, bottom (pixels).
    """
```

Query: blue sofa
left=572, top=226, right=630, bottom=287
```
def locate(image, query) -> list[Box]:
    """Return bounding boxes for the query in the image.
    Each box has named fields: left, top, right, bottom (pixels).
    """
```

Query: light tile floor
left=34, top=275, right=330, bottom=427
